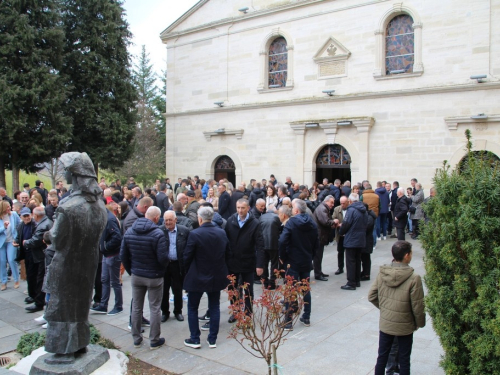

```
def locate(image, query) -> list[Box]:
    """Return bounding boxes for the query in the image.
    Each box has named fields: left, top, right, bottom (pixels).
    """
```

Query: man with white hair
left=121, top=206, right=169, bottom=349
left=393, top=188, right=410, bottom=241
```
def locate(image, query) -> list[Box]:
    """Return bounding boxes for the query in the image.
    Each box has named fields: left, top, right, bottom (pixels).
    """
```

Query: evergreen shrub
left=421, top=130, right=500, bottom=374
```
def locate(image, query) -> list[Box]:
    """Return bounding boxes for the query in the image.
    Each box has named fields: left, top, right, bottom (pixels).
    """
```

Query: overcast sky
left=122, top=0, right=199, bottom=75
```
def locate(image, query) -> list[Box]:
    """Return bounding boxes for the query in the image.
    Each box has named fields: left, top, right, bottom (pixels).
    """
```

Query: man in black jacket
left=172, top=202, right=193, bottom=230
left=389, top=181, right=400, bottom=238
left=278, top=199, right=318, bottom=329
left=91, top=208, right=123, bottom=315
left=160, top=211, right=190, bottom=323
left=122, top=197, right=154, bottom=233
left=226, top=199, right=264, bottom=321
left=14, top=208, right=36, bottom=303
left=156, top=183, right=170, bottom=219
left=258, top=210, right=281, bottom=289
left=230, top=184, right=245, bottom=215
left=393, top=188, right=410, bottom=241
left=217, top=182, right=231, bottom=220
left=120, top=206, right=169, bottom=349
left=22, top=207, right=53, bottom=312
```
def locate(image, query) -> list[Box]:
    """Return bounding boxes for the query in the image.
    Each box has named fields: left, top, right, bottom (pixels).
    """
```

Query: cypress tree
left=61, top=0, right=137, bottom=173
left=421, top=130, right=500, bottom=374
left=0, top=0, right=71, bottom=192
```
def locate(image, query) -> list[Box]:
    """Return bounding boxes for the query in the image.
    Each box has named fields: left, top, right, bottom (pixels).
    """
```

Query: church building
left=160, top=0, right=500, bottom=188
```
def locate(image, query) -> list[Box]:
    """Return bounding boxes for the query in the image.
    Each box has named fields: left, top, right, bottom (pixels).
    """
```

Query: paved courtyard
left=0, top=237, right=444, bottom=375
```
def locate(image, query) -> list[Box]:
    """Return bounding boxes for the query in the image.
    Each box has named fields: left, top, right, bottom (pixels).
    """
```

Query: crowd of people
left=0, top=173, right=431, bottom=372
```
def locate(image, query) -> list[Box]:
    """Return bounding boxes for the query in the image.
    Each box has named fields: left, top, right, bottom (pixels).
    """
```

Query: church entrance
left=315, top=144, right=352, bottom=184
left=214, top=155, right=236, bottom=186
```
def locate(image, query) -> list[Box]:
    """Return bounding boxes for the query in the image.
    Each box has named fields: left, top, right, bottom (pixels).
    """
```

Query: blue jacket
left=279, top=213, right=319, bottom=273
left=340, top=201, right=368, bottom=249
left=201, top=183, right=209, bottom=199
left=0, top=211, right=20, bottom=248
left=375, top=187, right=390, bottom=214
left=183, top=222, right=230, bottom=292
left=120, top=217, right=168, bottom=279
left=100, top=209, right=122, bottom=257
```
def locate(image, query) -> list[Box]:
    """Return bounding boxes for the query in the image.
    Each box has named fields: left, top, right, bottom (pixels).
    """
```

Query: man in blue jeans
left=276, top=199, right=318, bottom=330
left=183, top=206, right=230, bottom=349
left=91, top=206, right=123, bottom=315
left=368, top=241, right=426, bottom=375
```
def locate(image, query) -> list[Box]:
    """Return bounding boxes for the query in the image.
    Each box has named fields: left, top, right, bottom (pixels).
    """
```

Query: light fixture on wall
left=470, top=74, right=487, bottom=83
left=389, top=69, right=405, bottom=75
left=214, top=101, right=224, bottom=107
left=305, top=123, right=319, bottom=128
left=238, top=7, right=249, bottom=14
left=214, top=128, right=225, bottom=133
left=322, top=90, right=335, bottom=96
left=337, top=121, right=352, bottom=126
left=470, top=113, right=488, bottom=120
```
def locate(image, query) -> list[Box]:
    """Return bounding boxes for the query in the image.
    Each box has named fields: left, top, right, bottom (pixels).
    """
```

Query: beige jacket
left=332, top=205, right=344, bottom=243
left=368, top=262, right=426, bottom=336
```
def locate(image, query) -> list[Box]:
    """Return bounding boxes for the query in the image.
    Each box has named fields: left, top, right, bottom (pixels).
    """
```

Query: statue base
left=29, top=345, right=109, bottom=375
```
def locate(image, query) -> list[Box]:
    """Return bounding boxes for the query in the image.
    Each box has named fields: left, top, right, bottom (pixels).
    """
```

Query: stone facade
left=160, top=0, right=500, bottom=189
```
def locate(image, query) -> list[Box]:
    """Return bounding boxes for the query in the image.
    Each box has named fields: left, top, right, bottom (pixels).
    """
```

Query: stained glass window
left=316, top=145, right=351, bottom=166
left=268, top=37, right=287, bottom=88
left=385, top=15, right=414, bottom=75
left=215, top=156, right=235, bottom=170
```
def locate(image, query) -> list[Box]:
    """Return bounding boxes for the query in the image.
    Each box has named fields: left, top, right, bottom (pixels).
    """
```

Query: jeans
left=377, top=213, right=388, bottom=237
left=131, top=275, right=163, bottom=344
left=0, top=242, right=19, bottom=284
left=284, top=268, right=311, bottom=320
left=187, top=291, right=221, bottom=343
left=228, top=271, right=254, bottom=314
left=100, top=255, right=123, bottom=310
left=373, top=226, right=377, bottom=247
left=161, top=260, right=183, bottom=315
left=375, top=331, right=413, bottom=375
left=345, top=247, right=362, bottom=287
left=386, top=337, right=400, bottom=375
left=407, top=214, right=413, bottom=232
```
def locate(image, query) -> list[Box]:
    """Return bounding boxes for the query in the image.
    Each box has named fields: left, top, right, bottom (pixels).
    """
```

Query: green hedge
left=421, top=130, right=500, bottom=374
left=17, top=324, right=117, bottom=357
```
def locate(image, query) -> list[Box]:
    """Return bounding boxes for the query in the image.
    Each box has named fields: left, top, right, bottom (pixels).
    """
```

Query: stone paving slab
left=0, top=236, right=445, bottom=374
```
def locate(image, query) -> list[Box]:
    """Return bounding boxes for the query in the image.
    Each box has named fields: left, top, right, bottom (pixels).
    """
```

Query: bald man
left=160, top=211, right=190, bottom=323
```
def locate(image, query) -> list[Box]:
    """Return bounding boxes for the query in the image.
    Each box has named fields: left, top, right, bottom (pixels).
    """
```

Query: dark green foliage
left=151, top=70, right=167, bottom=147
left=0, top=0, right=72, bottom=189
left=16, top=324, right=116, bottom=357
left=61, top=0, right=137, bottom=171
left=17, top=331, right=46, bottom=357
left=421, top=130, right=500, bottom=374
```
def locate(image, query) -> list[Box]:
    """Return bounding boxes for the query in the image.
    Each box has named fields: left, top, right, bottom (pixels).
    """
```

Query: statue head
left=60, top=152, right=101, bottom=199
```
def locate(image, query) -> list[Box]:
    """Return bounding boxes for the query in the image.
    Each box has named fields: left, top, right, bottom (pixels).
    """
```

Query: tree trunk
left=50, top=159, right=57, bottom=188
left=11, top=150, right=20, bottom=195
left=0, top=156, right=6, bottom=190
left=272, top=344, right=278, bottom=375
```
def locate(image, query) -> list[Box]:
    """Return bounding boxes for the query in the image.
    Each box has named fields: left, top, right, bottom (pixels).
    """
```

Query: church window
left=385, top=15, right=414, bottom=75
left=268, top=37, right=288, bottom=88
left=316, top=144, right=351, bottom=166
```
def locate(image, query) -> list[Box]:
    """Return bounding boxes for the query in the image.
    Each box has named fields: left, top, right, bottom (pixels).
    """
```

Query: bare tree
left=37, top=158, right=65, bottom=189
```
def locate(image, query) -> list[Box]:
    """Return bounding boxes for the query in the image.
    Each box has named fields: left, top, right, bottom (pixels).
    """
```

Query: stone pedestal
left=29, top=345, right=109, bottom=375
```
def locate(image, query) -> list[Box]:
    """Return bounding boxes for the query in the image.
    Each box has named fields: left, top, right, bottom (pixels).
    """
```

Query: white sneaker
left=42, top=323, right=47, bottom=329
left=377, top=237, right=381, bottom=241
left=34, top=316, right=47, bottom=324
left=373, top=247, right=376, bottom=251
left=383, top=236, right=387, bottom=240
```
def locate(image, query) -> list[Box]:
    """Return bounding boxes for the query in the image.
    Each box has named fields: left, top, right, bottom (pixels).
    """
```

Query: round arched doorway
left=214, top=155, right=236, bottom=186
left=458, top=150, right=500, bottom=172
left=315, top=144, right=352, bottom=184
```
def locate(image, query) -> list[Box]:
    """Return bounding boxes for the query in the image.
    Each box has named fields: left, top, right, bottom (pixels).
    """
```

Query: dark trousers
left=360, top=252, right=371, bottom=277
left=284, top=268, right=311, bottom=321
left=228, top=271, right=254, bottom=314
left=386, top=337, right=400, bottom=375
left=93, top=261, right=102, bottom=304
left=345, top=247, right=362, bottom=287
left=387, top=213, right=393, bottom=234
left=100, top=255, right=123, bottom=310
left=397, top=227, right=406, bottom=241
left=313, top=244, right=325, bottom=278
left=262, top=249, right=279, bottom=288
left=187, top=291, right=221, bottom=343
left=25, top=251, right=45, bottom=307
left=412, top=219, right=420, bottom=237
left=337, top=237, right=345, bottom=270
left=377, top=213, right=388, bottom=237
left=375, top=331, right=413, bottom=375
left=161, top=260, right=183, bottom=315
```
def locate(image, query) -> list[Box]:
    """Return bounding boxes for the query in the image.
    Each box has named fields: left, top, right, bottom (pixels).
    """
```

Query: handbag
left=409, top=205, right=416, bottom=214
left=15, top=246, right=25, bottom=262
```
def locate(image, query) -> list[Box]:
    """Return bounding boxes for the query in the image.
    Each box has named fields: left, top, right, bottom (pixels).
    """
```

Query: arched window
left=268, top=37, right=288, bottom=88
left=316, top=144, right=351, bottom=166
left=385, top=14, right=414, bottom=75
